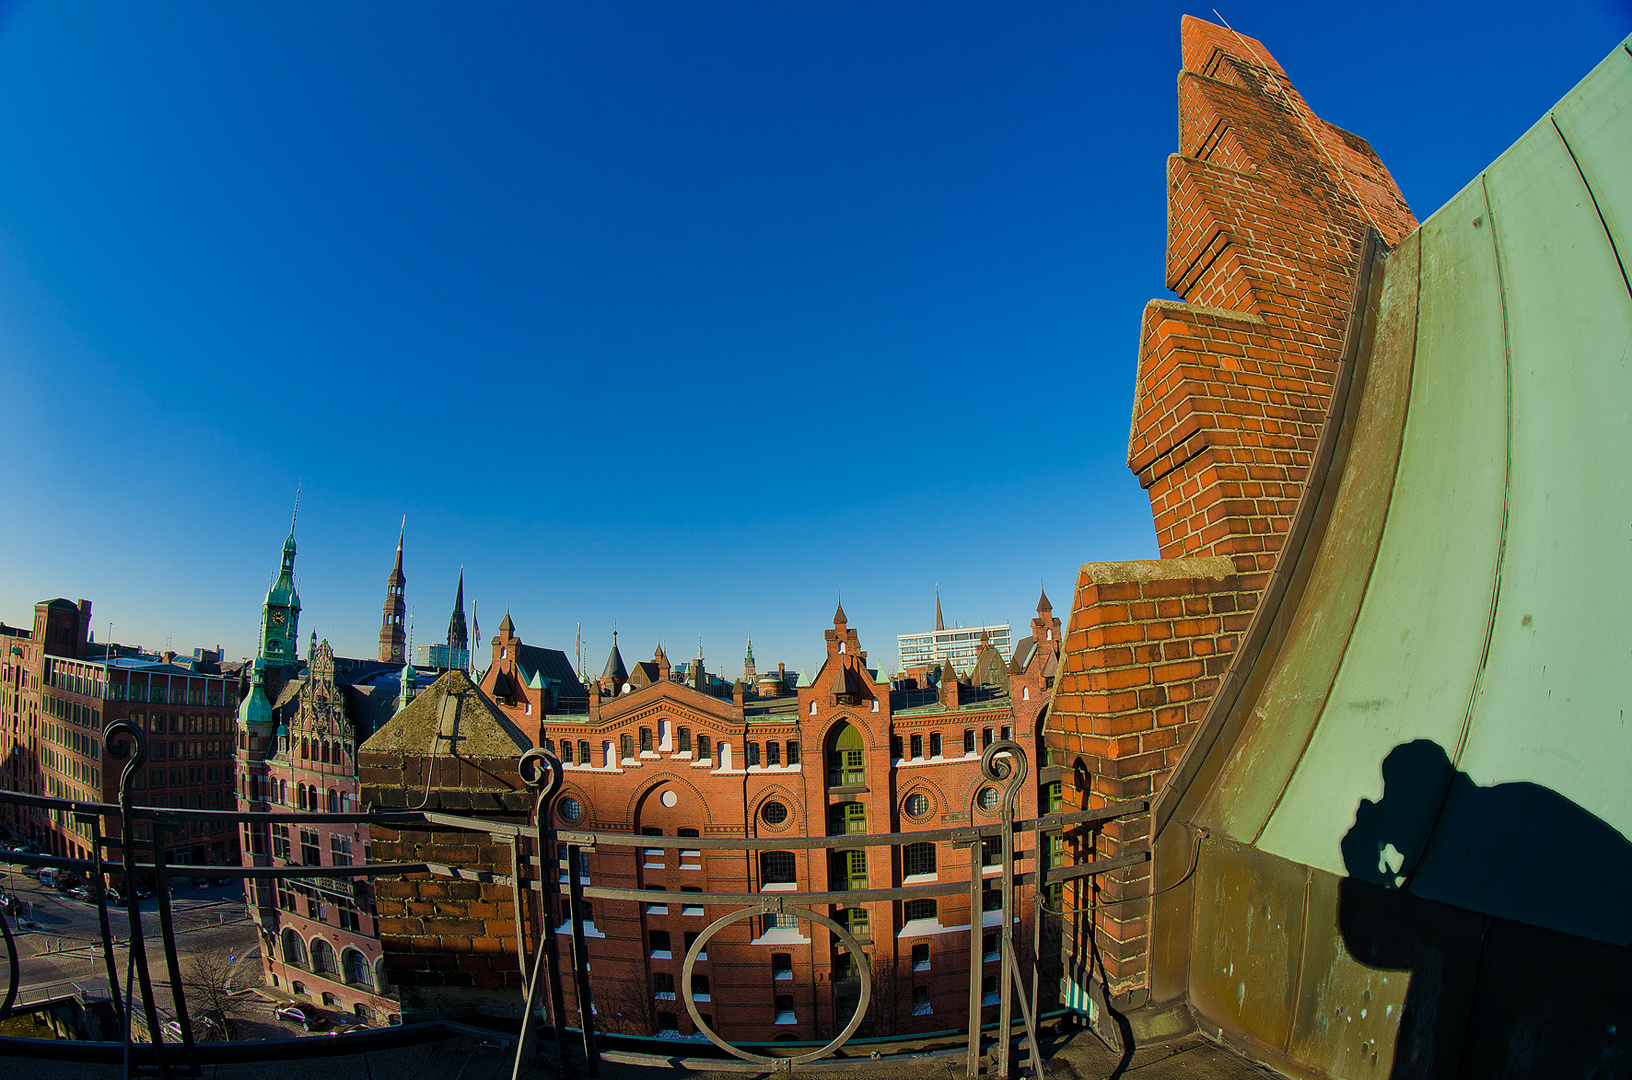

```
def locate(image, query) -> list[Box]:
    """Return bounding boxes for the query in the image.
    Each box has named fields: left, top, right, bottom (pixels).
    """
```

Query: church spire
left=377, top=518, right=407, bottom=664
left=935, top=590, right=944, bottom=632
left=446, top=567, right=469, bottom=652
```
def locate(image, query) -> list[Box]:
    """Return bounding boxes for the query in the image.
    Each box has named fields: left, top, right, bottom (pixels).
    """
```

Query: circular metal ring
left=981, top=738, right=1029, bottom=819
left=680, top=904, right=871, bottom=1066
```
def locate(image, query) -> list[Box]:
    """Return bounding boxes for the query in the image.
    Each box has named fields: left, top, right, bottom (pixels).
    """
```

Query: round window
left=761, top=801, right=789, bottom=826
left=905, top=792, right=930, bottom=819
left=558, top=796, right=582, bottom=822
left=977, top=787, right=999, bottom=812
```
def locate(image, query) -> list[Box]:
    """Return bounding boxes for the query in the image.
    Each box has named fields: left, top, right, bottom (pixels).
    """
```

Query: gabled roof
left=360, top=669, right=529, bottom=758
left=514, top=643, right=586, bottom=701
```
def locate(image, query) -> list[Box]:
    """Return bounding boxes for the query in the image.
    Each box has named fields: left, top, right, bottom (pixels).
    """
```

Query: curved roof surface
left=1179, top=35, right=1632, bottom=945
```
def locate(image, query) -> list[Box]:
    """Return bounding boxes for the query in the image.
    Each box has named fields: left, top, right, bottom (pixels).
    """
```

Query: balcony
left=0, top=734, right=1170, bottom=1078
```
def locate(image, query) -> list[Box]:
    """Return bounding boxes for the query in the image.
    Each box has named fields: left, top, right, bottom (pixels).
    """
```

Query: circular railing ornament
left=680, top=903, right=871, bottom=1066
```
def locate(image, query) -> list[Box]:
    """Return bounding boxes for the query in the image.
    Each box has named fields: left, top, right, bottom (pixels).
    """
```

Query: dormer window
left=839, top=642, right=846, bottom=654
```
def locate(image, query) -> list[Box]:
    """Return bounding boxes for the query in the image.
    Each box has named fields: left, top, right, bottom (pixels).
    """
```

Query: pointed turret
left=499, top=608, right=515, bottom=635
left=834, top=593, right=848, bottom=627
left=935, top=591, right=945, bottom=632
left=378, top=519, right=407, bottom=664
left=601, top=631, right=628, bottom=686
left=743, top=633, right=757, bottom=684
left=1037, top=584, right=1052, bottom=615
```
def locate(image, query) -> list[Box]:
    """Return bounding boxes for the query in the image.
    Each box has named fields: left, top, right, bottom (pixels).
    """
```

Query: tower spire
left=378, top=519, right=408, bottom=664
left=446, top=565, right=469, bottom=656
left=935, top=590, right=945, bottom=632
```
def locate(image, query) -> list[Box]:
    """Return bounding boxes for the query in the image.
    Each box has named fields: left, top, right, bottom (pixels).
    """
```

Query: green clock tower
left=239, top=503, right=303, bottom=735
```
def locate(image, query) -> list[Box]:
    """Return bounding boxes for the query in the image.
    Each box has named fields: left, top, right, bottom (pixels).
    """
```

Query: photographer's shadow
left=1337, top=739, right=1632, bottom=1078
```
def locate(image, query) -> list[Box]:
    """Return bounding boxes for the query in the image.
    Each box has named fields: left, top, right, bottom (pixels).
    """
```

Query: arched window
left=321, top=741, right=330, bottom=764
left=826, top=723, right=865, bottom=787
left=301, top=738, right=309, bottom=759
left=296, top=785, right=306, bottom=810
left=343, top=949, right=370, bottom=985
left=282, top=928, right=306, bottom=968
left=327, top=789, right=339, bottom=813
left=310, top=937, right=336, bottom=975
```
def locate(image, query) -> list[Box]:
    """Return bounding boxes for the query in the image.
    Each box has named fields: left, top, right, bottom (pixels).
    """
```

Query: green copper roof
left=1175, top=35, right=1632, bottom=946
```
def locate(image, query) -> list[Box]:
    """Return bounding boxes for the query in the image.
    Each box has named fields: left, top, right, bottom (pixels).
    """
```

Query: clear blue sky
left=0, top=1, right=1625, bottom=677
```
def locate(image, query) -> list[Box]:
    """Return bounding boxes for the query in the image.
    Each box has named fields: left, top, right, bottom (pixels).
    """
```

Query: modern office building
left=896, top=595, right=1011, bottom=677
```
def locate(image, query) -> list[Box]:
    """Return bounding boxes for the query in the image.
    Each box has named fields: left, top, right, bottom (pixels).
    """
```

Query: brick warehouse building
left=0, top=598, right=241, bottom=871
left=360, top=592, right=1065, bottom=1042
left=1041, top=16, right=1418, bottom=1038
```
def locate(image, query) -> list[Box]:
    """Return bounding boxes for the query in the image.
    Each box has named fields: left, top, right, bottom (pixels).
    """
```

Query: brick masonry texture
left=1048, top=16, right=1414, bottom=1001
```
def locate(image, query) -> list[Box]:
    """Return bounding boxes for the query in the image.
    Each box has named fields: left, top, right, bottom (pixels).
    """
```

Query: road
left=0, top=868, right=325, bottom=1038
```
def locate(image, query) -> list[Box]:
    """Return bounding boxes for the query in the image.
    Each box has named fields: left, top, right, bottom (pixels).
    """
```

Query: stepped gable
left=1131, top=15, right=1415, bottom=600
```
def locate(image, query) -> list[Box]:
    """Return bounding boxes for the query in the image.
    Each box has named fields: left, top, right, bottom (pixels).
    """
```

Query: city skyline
left=0, top=3, right=1622, bottom=677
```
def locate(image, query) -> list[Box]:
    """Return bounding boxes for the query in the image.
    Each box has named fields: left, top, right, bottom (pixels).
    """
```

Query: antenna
left=291, top=481, right=301, bottom=532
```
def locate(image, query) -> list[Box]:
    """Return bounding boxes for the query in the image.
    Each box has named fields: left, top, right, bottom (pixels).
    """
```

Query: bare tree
left=587, top=978, right=655, bottom=1036
left=180, top=949, right=241, bottom=1040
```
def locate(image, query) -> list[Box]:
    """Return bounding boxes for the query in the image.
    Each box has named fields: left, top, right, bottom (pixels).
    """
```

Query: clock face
left=270, top=610, right=286, bottom=625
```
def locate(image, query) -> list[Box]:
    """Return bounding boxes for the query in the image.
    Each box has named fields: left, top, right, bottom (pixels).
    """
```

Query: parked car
left=211, top=877, right=233, bottom=887
left=273, top=1004, right=330, bottom=1031
left=190, top=876, right=211, bottom=888
left=67, top=886, right=93, bottom=903
left=134, top=885, right=154, bottom=900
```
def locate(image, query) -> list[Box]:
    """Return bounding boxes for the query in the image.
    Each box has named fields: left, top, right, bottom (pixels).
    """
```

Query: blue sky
left=0, top=1, right=1625, bottom=677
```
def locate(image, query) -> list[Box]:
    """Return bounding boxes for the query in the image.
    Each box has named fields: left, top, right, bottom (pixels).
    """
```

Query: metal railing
left=0, top=724, right=1147, bottom=1078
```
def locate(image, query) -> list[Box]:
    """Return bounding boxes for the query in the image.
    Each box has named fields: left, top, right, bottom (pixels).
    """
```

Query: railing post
left=567, top=841, right=598, bottom=1076
left=513, top=750, right=566, bottom=1080
left=105, top=720, right=167, bottom=1080
left=80, top=809, right=125, bottom=1033
left=963, top=831, right=985, bottom=1080
left=151, top=817, right=202, bottom=1076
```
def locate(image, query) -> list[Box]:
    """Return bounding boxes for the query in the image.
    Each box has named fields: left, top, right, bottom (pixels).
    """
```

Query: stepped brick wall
left=1049, top=15, right=1415, bottom=1008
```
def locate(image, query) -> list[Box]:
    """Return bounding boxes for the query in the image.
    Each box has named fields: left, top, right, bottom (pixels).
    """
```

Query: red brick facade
left=364, top=603, right=1061, bottom=1043
left=1049, top=16, right=1415, bottom=1007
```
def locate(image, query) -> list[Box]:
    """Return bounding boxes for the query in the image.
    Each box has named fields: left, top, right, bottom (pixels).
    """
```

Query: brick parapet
left=1051, top=17, right=1414, bottom=1009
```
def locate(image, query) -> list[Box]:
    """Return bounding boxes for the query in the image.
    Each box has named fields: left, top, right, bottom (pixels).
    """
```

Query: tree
left=180, top=949, right=241, bottom=1040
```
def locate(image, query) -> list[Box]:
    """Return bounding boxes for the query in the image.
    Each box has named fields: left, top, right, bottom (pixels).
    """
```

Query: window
left=909, top=734, right=922, bottom=759
left=330, top=834, right=352, bottom=867
left=828, top=802, right=865, bottom=835
left=696, top=735, right=710, bottom=761
left=929, top=732, right=941, bottom=758
left=649, top=929, right=672, bottom=957
left=639, top=727, right=652, bottom=753
left=905, top=792, right=930, bottom=819
left=691, top=974, right=710, bottom=1001
left=746, top=742, right=760, bottom=768
left=311, top=938, right=336, bottom=974
left=772, top=952, right=793, bottom=979
left=890, top=735, right=903, bottom=759
left=774, top=995, right=795, bottom=1024
left=603, top=741, right=614, bottom=767
left=760, top=801, right=788, bottom=826
left=558, top=796, right=583, bottom=822
left=677, top=727, right=691, bottom=754
left=904, top=842, right=936, bottom=877
left=762, top=912, right=798, bottom=935
left=975, top=831, right=1008, bottom=868
left=678, top=827, right=701, bottom=864
left=982, top=728, right=993, bottom=749
left=621, top=734, right=635, bottom=761
left=984, top=932, right=999, bottom=961
left=903, top=898, right=937, bottom=923
left=1049, top=833, right=1066, bottom=869
left=560, top=741, right=573, bottom=764
left=684, top=931, right=705, bottom=960
left=1047, top=781, right=1063, bottom=813
left=912, top=985, right=932, bottom=1015
left=645, top=885, right=668, bottom=913
left=837, top=850, right=867, bottom=891
left=981, top=974, right=999, bottom=1005
left=964, top=729, right=975, bottom=756
left=983, top=885, right=1003, bottom=911
left=787, top=742, right=799, bottom=765
left=271, top=824, right=290, bottom=860
left=760, top=850, right=796, bottom=886
left=1001, top=726, right=1011, bottom=742
left=681, top=885, right=704, bottom=915
left=344, top=949, right=370, bottom=985
left=912, top=943, right=930, bottom=971
left=766, top=741, right=780, bottom=766
left=642, top=826, right=663, bottom=864
left=653, top=972, right=675, bottom=999
left=978, top=786, right=1000, bottom=812
left=579, top=740, right=591, bottom=765
left=827, top=723, right=865, bottom=787
left=832, top=950, right=859, bottom=980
